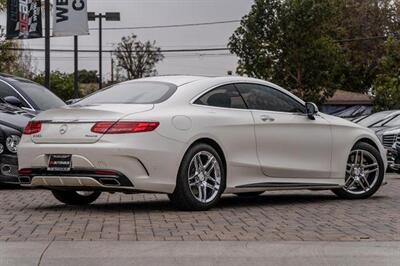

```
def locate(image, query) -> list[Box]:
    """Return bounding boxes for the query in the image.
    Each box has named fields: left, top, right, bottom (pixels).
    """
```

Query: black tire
left=332, top=142, right=384, bottom=199
left=169, top=143, right=226, bottom=211
left=234, top=191, right=265, bottom=197
left=52, top=190, right=101, bottom=205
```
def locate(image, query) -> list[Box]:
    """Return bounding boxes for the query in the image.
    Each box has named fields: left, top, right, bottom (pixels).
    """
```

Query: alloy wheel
left=344, top=149, right=380, bottom=195
left=188, top=151, right=222, bottom=203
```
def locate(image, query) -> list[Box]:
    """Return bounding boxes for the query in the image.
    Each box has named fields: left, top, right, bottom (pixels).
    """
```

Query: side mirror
left=3, top=96, right=23, bottom=108
left=305, top=102, right=319, bottom=120
left=66, top=98, right=81, bottom=105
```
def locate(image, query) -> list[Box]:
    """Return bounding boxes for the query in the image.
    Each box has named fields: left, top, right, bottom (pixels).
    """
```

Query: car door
left=193, top=84, right=260, bottom=185
left=235, top=83, right=332, bottom=179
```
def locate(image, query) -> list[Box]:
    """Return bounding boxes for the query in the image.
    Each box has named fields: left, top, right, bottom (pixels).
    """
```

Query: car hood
left=0, top=103, right=35, bottom=131
left=374, top=126, right=400, bottom=135
left=320, top=112, right=366, bottom=129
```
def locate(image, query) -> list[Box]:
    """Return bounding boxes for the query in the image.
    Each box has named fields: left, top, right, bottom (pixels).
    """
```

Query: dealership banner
left=53, top=0, right=89, bottom=37
left=6, top=0, right=43, bottom=39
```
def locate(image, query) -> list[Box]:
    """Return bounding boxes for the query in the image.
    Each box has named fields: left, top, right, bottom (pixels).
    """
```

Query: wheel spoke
left=202, top=183, right=207, bottom=202
left=365, top=168, right=378, bottom=175
left=360, top=176, right=370, bottom=189
left=358, top=179, right=367, bottom=191
left=360, top=151, right=364, bottom=166
left=206, top=175, right=220, bottom=185
left=364, top=163, right=378, bottom=169
left=189, top=178, right=200, bottom=187
left=189, top=173, right=197, bottom=182
left=345, top=177, right=356, bottom=189
left=354, top=150, right=359, bottom=165
left=193, top=155, right=201, bottom=172
left=197, top=183, right=203, bottom=201
left=205, top=182, right=219, bottom=191
left=203, top=156, right=214, bottom=170
left=206, top=161, right=216, bottom=175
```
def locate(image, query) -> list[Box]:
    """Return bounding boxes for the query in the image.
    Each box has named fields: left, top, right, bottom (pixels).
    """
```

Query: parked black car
left=0, top=74, right=66, bottom=185
left=0, top=100, right=34, bottom=184
left=0, top=73, right=65, bottom=113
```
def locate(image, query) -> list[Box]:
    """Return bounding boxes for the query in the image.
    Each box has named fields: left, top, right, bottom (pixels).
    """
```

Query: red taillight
left=91, top=121, right=159, bottom=134
left=18, top=168, right=32, bottom=175
left=23, top=121, right=42, bottom=135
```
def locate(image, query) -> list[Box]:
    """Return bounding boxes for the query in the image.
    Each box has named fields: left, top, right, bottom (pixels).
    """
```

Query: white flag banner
left=52, top=0, right=89, bottom=37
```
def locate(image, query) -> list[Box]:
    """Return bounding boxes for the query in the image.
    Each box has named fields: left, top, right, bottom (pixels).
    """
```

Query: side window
left=194, top=84, right=247, bottom=109
left=0, top=81, right=29, bottom=108
left=236, top=83, right=305, bottom=113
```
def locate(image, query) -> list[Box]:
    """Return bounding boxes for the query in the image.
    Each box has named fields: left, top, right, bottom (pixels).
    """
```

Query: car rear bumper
left=18, top=134, right=186, bottom=193
left=19, top=168, right=137, bottom=192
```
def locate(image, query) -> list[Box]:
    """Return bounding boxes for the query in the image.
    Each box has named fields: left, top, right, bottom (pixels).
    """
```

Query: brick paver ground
left=0, top=176, right=399, bottom=242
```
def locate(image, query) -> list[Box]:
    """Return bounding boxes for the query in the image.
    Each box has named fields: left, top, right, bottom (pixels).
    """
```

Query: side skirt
left=235, top=182, right=341, bottom=191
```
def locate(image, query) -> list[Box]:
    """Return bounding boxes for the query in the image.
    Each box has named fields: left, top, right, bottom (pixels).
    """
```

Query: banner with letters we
left=53, top=0, right=89, bottom=37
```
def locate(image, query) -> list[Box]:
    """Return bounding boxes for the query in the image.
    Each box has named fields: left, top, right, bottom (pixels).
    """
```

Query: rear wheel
left=332, top=142, right=384, bottom=199
left=52, top=190, right=101, bottom=205
left=169, top=143, right=226, bottom=211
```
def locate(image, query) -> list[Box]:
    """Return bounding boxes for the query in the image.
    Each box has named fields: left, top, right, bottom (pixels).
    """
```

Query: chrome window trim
left=0, top=79, right=35, bottom=111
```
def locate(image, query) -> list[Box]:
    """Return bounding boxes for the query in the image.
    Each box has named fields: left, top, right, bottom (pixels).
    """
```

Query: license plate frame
left=47, top=154, right=72, bottom=172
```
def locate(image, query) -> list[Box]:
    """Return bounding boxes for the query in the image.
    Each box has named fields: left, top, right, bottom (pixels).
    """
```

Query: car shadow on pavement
left=30, top=192, right=388, bottom=213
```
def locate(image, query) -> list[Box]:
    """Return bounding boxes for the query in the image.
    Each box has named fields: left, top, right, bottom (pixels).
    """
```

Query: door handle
left=260, top=115, right=275, bottom=122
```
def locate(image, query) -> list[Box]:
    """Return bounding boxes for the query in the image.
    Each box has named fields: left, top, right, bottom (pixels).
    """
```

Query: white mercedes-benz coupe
left=17, top=76, right=387, bottom=211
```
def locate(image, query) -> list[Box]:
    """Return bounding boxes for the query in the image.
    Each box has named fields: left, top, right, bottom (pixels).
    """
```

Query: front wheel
left=169, top=143, right=226, bottom=211
left=52, top=190, right=101, bottom=205
left=332, top=142, right=384, bottom=199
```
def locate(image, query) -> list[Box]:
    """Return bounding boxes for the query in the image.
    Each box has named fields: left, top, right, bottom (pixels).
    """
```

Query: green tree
left=0, top=40, right=19, bottom=73
left=373, top=37, right=400, bottom=111
left=335, top=0, right=399, bottom=93
left=33, top=71, right=74, bottom=101
left=115, top=34, right=164, bottom=80
left=77, top=70, right=98, bottom=83
left=229, top=0, right=344, bottom=104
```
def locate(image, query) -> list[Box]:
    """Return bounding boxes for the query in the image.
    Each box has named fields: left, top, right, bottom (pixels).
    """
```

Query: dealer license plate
left=47, top=154, right=72, bottom=172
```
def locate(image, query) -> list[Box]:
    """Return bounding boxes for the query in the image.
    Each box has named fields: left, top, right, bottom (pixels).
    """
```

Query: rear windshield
left=77, top=81, right=177, bottom=105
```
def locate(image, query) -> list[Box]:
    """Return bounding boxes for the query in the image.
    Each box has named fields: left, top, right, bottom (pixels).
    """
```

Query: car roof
left=0, top=73, right=35, bottom=84
left=124, top=75, right=282, bottom=88
left=118, top=75, right=304, bottom=105
left=124, top=75, right=210, bottom=86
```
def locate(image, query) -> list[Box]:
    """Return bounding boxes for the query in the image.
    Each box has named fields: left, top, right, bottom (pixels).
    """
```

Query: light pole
left=88, top=12, right=120, bottom=90
left=44, top=0, right=50, bottom=89
left=74, top=36, right=79, bottom=98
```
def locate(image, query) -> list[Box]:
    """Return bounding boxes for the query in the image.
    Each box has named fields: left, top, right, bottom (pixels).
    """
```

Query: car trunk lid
left=31, top=104, right=154, bottom=144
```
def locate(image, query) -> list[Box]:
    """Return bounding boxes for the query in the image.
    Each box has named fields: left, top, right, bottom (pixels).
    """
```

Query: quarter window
left=235, top=83, right=305, bottom=113
left=195, top=84, right=247, bottom=109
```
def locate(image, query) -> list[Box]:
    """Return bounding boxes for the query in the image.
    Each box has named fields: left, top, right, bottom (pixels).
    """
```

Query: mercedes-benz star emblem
left=59, top=124, right=68, bottom=135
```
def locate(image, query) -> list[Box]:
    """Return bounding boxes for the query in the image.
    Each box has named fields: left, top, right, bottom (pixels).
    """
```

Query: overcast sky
left=1, top=0, right=254, bottom=80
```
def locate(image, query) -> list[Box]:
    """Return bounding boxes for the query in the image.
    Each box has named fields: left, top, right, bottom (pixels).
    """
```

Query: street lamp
left=88, top=12, right=121, bottom=90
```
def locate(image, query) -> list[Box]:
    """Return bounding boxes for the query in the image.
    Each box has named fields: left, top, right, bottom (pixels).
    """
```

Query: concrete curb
left=0, top=241, right=399, bottom=266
